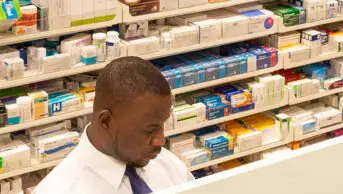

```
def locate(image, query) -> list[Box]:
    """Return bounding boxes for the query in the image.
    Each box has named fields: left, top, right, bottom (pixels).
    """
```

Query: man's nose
left=151, top=129, right=166, bottom=147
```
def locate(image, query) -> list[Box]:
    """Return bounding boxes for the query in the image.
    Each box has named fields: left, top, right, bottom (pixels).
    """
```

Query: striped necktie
left=125, top=165, right=152, bottom=194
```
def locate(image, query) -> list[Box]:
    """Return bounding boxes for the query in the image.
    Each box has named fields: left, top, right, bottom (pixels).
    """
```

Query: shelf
left=288, top=87, right=343, bottom=105
left=294, top=122, right=343, bottom=141
left=121, top=0, right=259, bottom=23
left=283, top=52, right=343, bottom=70
left=0, top=7, right=122, bottom=47
left=165, top=89, right=289, bottom=137
left=278, top=15, right=343, bottom=33
left=0, top=158, right=62, bottom=180
left=0, top=62, right=108, bottom=91
left=172, top=64, right=283, bottom=95
left=142, top=25, right=278, bottom=60
left=0, top=108, right=93, bottom=135
left=189, top=139, right=292, bottom=171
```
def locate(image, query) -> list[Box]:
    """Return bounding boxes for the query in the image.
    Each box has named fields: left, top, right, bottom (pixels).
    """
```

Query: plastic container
left=92, top=33, right=107, bottom=62
left=16, top=96, right=32, bottom=123
left=106, top=31, right=120, bottom=61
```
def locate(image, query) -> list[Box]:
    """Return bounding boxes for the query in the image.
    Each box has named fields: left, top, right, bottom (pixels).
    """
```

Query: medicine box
left=160, top=0, right=178, bottom=11
left=48, top=0, right=71, bottom=29
left=127, top=36, right=160, bottom=56
left=120, top=0, right=160, bottom=16
left=181, top=149, right=210, bottom=167
left=61, top=34, right=92, bottom=65
left=94, top=0, right=107, bottom=23
left=191, top=19, right=221, bottom=43
left=314, top=108, right=342, bottom=128
left=107, top=0, right=118, bottom=21
left=28, top=91, right=48, bottom=120
left=221, top=15, right=249, bottom=39
left=71, top=0, right=83, bottom=26
left=242, top=9, right=275, bottom=34
left=48, top=92, right=84, bottom=116
left=37, top=132, right=79, bottom=162
left=83, top=0, right=95, bottom=24
left=178, top=0, right=207, bottom=9
left=5, top=104, right=19, bottom=125
left=0, top=141, right=31, bottom=174
left=173, top=104, right=198, bottom=128
left=28, top=120, right=71, bottom=139
left=41, top=53, right=72, bottom=73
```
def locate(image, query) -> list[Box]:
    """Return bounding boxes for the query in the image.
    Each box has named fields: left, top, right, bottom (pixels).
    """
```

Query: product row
left=0, top=119, right=79, bottom=175
left=165, top=74, right=285, bottom=131
left=276, top=59, right=343, bottom=99
left=167, top=95, right=343, bottom=169
left=3, top=0, right=343, bottom=37
left=0, top=75, right=96, bottom=127
left=284, top=96, right=343, bottom=136
left=0, top=0, right=118, bottom=35
left=167, top=111, right=291, bottom=168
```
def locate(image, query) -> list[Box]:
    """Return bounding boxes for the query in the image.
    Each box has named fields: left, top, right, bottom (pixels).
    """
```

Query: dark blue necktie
left=125, top=165, right=152, bottom=194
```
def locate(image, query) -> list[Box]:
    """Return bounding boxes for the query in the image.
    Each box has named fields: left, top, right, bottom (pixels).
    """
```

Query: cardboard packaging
left=83, top=0, right=95, bottom=24
left=107, top=0, right=118, bottom=21
left=120, top=0, right=160, bottom=16
left=28, top=91, right=49, bottom=120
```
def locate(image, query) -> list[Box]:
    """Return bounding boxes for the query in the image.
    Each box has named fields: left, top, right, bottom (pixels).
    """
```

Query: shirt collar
left=76, top=123, right=126, bottom=189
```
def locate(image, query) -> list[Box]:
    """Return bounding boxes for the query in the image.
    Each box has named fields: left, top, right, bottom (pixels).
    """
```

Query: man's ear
left=98, top=110, right=112, bottom=130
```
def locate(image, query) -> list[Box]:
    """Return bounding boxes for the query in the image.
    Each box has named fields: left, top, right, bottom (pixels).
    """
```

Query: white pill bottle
left=106, top=31, right=121, bottom=61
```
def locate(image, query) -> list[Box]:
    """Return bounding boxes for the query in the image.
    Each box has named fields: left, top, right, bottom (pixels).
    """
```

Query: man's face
left=108, top=93, right=172, bottom=167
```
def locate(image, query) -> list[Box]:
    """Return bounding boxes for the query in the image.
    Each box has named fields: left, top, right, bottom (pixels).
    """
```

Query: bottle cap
left=92, top=33, right=107, bottom=40
left=107, top=31, right=119, bottom=39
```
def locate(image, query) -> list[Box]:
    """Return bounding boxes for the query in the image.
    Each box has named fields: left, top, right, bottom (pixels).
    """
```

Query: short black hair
left=94, top=56, right=171, bottom=113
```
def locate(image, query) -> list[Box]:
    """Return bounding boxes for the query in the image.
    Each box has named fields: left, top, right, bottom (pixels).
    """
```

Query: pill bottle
left=92, top=33, right=107, bottom=62
left=16, top=96, right=33, bottom=123
left=106, top=31, right=120, bottom=61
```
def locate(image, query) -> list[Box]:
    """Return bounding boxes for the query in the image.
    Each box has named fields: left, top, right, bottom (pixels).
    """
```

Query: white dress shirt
left=33, top=128, right=194, bottom=194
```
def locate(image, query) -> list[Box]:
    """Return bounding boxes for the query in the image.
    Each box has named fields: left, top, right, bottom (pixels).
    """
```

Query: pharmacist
left=34, top=57, right=194, bottom=194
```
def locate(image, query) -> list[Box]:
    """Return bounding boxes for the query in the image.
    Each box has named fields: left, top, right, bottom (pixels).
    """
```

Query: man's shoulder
left=152, top=148, right=191, bottom=177
left=34, top=152, right=84, bottom=194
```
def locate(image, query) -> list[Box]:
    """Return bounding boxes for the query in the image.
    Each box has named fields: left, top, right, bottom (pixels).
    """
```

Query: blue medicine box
left=248, top=48, right=272, bottom=70
left=214, top=85, right=240, bottom=94
left=162, top=69, right=182, bottom=89
left=177, top=65, right=200, bottom=86
left=191, top=126, right=221, bottom=137
left=210, top=145, right=232, bottom=160
left=176, top=56, right=206, bottom=85
left=196, top=94, right=222, bottom=105
left=230, top=103, right=255, bottom=114
left=301, top=63, right=328, bottom=81
left=206, top=101, right=230, bottom=120
left=205, top=136, right=229, bottom=149
left=197, top=51, right=226, bottom=79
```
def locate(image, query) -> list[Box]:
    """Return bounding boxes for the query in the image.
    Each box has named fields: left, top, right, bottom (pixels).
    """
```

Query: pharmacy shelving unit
left=121, top=0, right=259, bottom=23
left=283, top=51, right=343, bottom=70
left=0, top=62, right=109, bottom=90
left=189, top=132, right=294, bottom=171
left=0, top=158, right=63, bottom=181
left=172, top=62, right=283, bottom=95
left=278, top=15, right=343, bottom=33
left=288, top=87, right=343, bottom=105
left=165, top=87, right=289, bottom=137
left=0, top=108, right=93, bottom=135
left=0, top=7, right=122, bottom=47
left=293, top=123, right=343, bottom=142
left=142, top=24, right=278, bottom=60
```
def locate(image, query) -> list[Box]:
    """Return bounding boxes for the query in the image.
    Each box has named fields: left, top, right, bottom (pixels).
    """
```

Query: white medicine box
left=191, top=19, right=221, bottom=43
left=241, top=9, right=275, bottom=34
left=221, top=15, right=249, bottom=39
